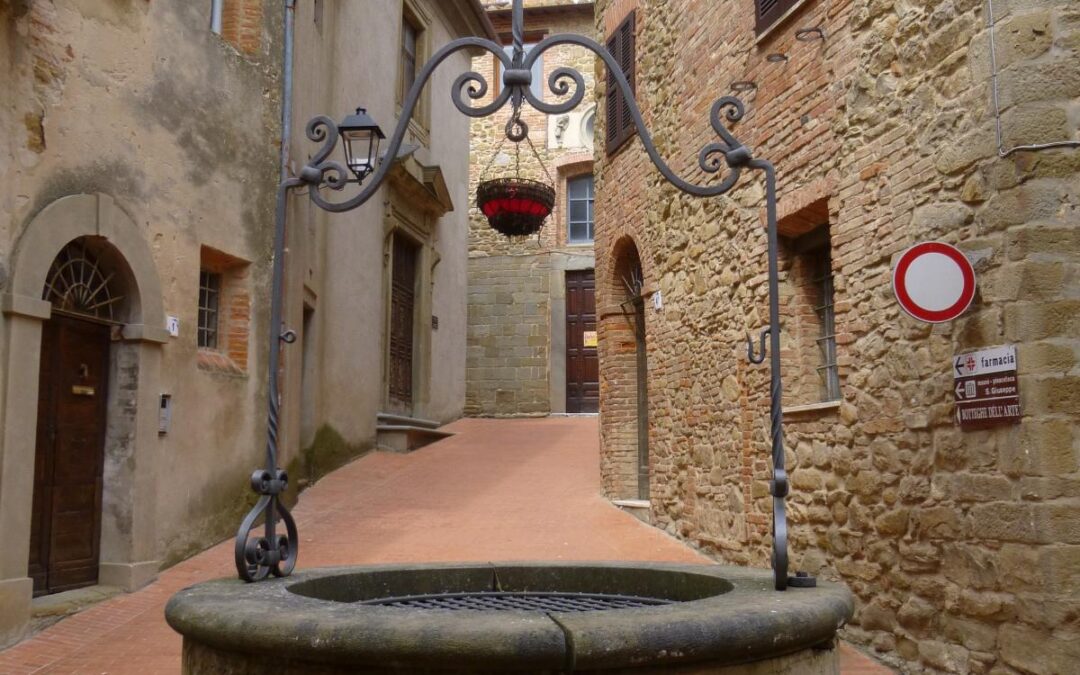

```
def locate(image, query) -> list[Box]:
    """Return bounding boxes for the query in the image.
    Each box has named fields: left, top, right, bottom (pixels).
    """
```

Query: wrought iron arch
left=239, top=0, right=799, bottom=591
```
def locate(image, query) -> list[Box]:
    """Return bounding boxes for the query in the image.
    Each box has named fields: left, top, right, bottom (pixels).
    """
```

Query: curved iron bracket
left=245, top=0, right=799, bottom=592
left=747, top=327, right=770, bottom=365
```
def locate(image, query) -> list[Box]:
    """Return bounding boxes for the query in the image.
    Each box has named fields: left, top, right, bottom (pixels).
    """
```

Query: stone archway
left=599, top=235, right=649, bottom=501
left=0, top=194, right=167, bottom=646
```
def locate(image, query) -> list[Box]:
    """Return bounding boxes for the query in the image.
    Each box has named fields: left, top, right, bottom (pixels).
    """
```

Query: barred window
left=198, top=270, right=221, bottom=349
left=809, top=244, right=840, bottom=401
left=567, top=175, right=595, bottom=244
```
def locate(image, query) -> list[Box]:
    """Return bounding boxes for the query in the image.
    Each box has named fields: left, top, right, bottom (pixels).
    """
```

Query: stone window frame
left=553, top=156, right=595, bottom=248
left=197, top=246, right=251, bottom=376
left=397, top=0, right=432, bottom=146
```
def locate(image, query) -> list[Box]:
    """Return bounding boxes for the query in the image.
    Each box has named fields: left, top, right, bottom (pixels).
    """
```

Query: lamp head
left=339, top=108, right=385, bottom=182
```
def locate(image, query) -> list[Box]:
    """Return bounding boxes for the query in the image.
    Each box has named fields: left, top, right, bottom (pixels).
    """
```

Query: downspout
left=281, top=0, right=297, bottom=180
left=211, top=0, right=224, bottom=34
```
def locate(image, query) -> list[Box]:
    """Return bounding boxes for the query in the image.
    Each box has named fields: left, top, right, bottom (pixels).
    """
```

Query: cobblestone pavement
left=0, top=417, right=891, bottom=674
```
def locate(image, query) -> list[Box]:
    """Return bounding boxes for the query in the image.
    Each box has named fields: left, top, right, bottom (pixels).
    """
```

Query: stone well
left=166, top=562, right=853, bottom=674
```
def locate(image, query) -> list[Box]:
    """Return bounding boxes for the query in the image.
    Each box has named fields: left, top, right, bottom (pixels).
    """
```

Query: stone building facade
left=466, top=1, right=600, bottom=417
left=594, top=0, right=1080, bottom=673
left=0, top=0, right=489, bottom=648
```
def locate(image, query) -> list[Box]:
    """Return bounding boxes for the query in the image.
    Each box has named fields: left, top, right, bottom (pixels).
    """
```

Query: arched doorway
left=610, top=237, right=649, bottom=500
left=30, top=238, right=131, bottom=595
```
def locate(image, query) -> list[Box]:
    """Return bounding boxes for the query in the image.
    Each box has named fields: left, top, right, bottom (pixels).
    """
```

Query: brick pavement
left=0, top=417, right=892, bottom=674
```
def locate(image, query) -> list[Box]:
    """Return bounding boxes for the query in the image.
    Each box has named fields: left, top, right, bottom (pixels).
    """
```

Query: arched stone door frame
left=599, top=234, right=652, bottom=502
left=0, top=194, right=167, bottom=647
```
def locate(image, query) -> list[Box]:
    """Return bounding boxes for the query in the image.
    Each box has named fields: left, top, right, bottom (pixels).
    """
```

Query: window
left=400, top=16, right=419, bottom=102
left=785, top=227, right=840, bottom=403
left=809, top=241, right=840, bottom=401
left=198, top=247, right=251, bottom=375
left=755, top=0, right=802, bottom=35
left=605, top=12, right=636, bottom=155
left=198, top=270, right=221, bottom=350
left=567, top=175, right=595, bottom=244
left=497, top=43, right=544, bottom=100
left=398, top=0, right=431, bottom=136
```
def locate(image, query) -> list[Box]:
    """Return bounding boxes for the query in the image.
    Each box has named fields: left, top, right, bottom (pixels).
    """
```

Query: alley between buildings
left=0, top=417, right=888, bottom=674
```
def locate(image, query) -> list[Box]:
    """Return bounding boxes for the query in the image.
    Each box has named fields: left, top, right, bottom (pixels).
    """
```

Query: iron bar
left=237, top=0, right=800, bottom=591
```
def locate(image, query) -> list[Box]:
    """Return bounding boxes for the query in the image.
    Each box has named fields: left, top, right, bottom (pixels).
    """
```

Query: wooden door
left=29, top=315, right=110, bottom=596
left=388, top=235, right=419, bottom=413
left=565, top=270, right=599, bottom=413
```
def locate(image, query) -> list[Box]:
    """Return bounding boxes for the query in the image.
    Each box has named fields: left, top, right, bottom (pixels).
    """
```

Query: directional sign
left=893, top=242, right=976, bottom=323
left=953, top=345, right=1021, bottom=430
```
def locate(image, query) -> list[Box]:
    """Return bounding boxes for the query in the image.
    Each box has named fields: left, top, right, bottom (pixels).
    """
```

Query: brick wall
left=594, top=0, right=1080, bottom=673
left=221, top=0, right=264, bottom=55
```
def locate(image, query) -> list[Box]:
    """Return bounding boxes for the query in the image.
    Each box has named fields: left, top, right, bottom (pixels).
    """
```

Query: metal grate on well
left=358, top=591, right=677, bottom=612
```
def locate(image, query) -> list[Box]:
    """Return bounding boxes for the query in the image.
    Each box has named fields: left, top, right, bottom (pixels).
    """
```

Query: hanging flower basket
left=477, top=177, right=555, bottom=238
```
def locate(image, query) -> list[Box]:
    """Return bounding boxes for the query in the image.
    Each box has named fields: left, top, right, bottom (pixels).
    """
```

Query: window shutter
left=606, top=11, right=636, bottom=155
left=755, top=0, right=800, bottom=35
left=605, top=31, right=620, bottom=151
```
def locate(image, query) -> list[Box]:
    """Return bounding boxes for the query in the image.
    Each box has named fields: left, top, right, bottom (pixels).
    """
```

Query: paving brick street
left=0, top=418, right=889, bottom=674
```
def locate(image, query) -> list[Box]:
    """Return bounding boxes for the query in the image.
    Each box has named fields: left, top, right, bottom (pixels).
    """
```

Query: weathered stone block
left=979, top=181, right=1063, bottom=232
left=1000, top=624, right=1080, bottom=675
left=919, top=639, right=970, bottom=674
left=915, top=506, right=965, bottom=539
left=1001, top=105, right=1071, bottom=149
left=1003, top=300, right=1080, bottom=341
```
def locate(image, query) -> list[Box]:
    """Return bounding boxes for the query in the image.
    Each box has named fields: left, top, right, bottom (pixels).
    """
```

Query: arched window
left=42, top=239, right=126, bottom=322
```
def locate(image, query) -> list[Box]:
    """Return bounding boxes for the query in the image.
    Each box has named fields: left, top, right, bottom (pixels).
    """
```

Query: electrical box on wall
left=159, top=394, right=172, bottom=435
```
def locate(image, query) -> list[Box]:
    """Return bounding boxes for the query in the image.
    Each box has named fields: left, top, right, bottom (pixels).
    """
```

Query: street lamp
left=338, top=108, right=385, bottom=182
left=237, top=0, right=803, bottom=592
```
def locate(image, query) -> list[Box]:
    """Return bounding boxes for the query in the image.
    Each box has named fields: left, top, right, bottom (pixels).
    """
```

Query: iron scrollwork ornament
left=240, top=0, right=804, bottom=591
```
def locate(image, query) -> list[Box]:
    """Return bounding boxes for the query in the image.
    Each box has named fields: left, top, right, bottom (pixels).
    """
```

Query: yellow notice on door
left=583, top=330, right=598, bottom=348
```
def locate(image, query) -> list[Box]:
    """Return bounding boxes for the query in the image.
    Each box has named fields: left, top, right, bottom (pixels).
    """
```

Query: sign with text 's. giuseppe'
left=953, top=345, right=1021, bottom=430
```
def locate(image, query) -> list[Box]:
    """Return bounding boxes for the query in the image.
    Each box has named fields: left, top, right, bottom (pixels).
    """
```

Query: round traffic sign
left=892, top=241, right=976, bottom=323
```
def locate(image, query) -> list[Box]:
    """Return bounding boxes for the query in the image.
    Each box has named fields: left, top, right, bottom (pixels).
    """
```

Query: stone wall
left=466, top=2, right=598, bottom=416
left=594, top=0, right=1080, bottom=673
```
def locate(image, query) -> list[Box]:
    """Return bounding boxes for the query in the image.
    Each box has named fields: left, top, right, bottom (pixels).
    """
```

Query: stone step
left=376, top=424, right=454, bottom=453
left=376, top=412, right=441, bottom=430
left=612, top=499, right=651, bottom=524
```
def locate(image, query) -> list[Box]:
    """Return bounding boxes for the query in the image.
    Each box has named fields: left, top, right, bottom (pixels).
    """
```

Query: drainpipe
left=211, top=0, right=224, bottom=34
left=281, top=0, right=297, bottom=180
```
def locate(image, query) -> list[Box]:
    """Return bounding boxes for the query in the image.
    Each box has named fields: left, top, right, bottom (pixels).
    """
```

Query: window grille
left=809, top=243, right=840, bottom=401
left=198, top=270, right=222, bottom=349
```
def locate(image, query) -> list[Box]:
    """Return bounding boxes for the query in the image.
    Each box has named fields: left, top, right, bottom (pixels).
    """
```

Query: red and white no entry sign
left=893, top=241, right=976, bottom=323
